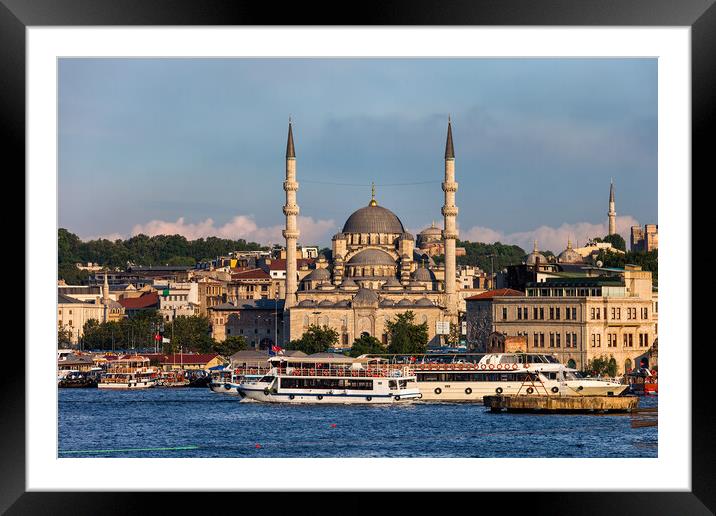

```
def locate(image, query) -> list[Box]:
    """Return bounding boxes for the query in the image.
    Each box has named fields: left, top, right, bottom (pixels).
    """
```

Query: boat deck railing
left=266, top=366, right=412, bottom=378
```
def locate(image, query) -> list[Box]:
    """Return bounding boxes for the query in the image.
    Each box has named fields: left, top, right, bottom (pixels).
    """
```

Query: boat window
left=260, top=375, right=275, bottom=383
left=389, top=380, right=397, bottom=389
left=399, top=380, right=407, bottom=389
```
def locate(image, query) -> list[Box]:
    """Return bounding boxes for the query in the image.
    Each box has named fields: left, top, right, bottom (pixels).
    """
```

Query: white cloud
left=87, top=214, right=336, bottom=246
left=460, top=215, right=640, bottom=253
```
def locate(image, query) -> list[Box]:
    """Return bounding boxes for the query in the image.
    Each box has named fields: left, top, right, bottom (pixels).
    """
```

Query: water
left=58, top=388, right=658, bottom=458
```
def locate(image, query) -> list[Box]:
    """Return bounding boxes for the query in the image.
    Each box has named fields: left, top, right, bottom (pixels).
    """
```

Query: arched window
left=567, top=359, right=576, bottom=369
left=624, top=358, right=632, bottom=373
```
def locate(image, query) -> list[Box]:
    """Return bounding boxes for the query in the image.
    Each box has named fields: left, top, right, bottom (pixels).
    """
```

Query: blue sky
left=59, top=58, right=657, bottom=252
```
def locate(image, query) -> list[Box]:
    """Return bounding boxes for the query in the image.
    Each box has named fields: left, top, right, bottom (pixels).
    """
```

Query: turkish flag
left=154, top=333, right=161, bottom=341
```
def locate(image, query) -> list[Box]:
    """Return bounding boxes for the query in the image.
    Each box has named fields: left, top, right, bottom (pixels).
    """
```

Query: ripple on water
left=58, top=389, right=657, bottom=458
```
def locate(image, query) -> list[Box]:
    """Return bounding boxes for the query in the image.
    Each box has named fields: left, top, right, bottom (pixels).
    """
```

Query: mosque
left=282, top=119, right=460, bottom=348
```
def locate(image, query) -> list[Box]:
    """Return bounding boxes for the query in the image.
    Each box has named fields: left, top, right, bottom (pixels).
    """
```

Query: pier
left=483, top=394, right=639, bottom=413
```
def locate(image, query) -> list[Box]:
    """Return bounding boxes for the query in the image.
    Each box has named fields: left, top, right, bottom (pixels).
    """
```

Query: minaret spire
left=445, top=115, right=455, bottom=159
left=286, top=117, right=296, bottom=158
left=608, top=179, right=617, bottom=235
left=283, top=119, right=300, bottom=314
left=442, top=116, right=459, bottom=317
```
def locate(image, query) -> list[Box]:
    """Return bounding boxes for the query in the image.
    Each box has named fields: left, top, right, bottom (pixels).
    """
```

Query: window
left=549, top=333, right=554, bottom=348
left=571, top=307, right=577, bottom=320
left=572, top=333, right=578, bottom=347
left=539, top=333, right=545, bottom=348
left=533, top=307, right=538, bottom=320
left=555, top=307, right=560, bottom=320
left=596, top=334, right=601, bottom=347
left=533, top=333, right=539, bottom=348
left=502, top=307, right=508, bottom=320
left=591, top=334, right=596, bottom=347
left=590, top=308, right=595, bottom=320
left=556, top=333, right=561, bottom=348
left=566, top=333, right=571, bottom=347
left=539, top=308, right=544, bottom=320
left=549, top=307, right=554, bottom=320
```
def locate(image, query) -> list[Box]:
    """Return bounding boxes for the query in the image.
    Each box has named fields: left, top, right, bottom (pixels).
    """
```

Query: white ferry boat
left=410, top=353, right=629, bottom=402
left=237, top=355, right=422, bottom=404
left=208, top=367, right=266, bottom=395
left=98, top=355, right=160, bottom=390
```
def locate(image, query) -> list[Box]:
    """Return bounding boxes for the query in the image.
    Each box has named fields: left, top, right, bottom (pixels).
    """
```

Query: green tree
left=213, top=335, right=248, bottom=357
left=601, top=233, right=626, bottom=252
left=58, top=326, right=74, bottom=348
left=386, top=311, right=429, bottom=355
left=349, top=332, right=384, bottom=358
left=585, top=354, right=617, bottom=377
left=287, top=325, right=338, bottom=354
left=592, top=248, right=658, bottom=286
left=167, top=315, right=215, bottom=353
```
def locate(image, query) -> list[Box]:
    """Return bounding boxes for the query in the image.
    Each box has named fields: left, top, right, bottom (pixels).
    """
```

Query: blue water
left=58, top=388, right=658, bottom=458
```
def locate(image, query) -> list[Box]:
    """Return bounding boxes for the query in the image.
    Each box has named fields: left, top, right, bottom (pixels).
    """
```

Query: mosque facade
left=282, top=119, right=460, bottom=348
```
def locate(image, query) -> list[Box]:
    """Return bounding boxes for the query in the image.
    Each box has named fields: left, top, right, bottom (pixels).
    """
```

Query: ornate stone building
left=282, top=119, right=461, bottom=348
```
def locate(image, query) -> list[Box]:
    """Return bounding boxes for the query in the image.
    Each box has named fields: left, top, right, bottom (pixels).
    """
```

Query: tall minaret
left=608, top=179, right=616, bottom=235
left=442, top=117, right=459, bottom=316
left=283, top=119, right=300, bottom=309
left=102, top=269, right=109, bottom=322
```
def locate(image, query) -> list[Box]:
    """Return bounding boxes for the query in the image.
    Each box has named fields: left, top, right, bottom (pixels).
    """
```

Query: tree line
left=432, top=240, right=527, bottom=272
left=58, top=228, right=266, bottom=283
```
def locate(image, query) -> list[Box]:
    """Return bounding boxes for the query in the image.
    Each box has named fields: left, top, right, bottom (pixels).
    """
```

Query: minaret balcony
left=283, top=180, right=299, bottom=191
left=442, top=182, right=458, bottom=192
left=283, top=205, right=300, bottom=216
left=441, top=206, right=459, bottom=217
left=282, top=229, right=300, bottom=239
left=442, top=229, right=459, bottom=240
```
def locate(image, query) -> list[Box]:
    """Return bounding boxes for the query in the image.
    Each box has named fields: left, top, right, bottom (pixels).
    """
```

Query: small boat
left=237, top=355, right=422, bottom=404
left=58, top=371, right=98, bottom=388
left=98, top=355, right=159, bottom=390
left=626, top=368, right=658, bottom=395
left=186, top=370, right=211, bottom=388
left=208, top=367, right=264, bottom=395
left=157, top=370, right=190, bottom=388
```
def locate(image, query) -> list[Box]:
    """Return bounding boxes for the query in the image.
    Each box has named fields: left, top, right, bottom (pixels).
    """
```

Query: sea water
left=58, top=388, right=657, bottom=458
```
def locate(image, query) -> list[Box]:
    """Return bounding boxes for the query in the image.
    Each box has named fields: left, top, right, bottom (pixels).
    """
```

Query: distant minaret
left=283, top=118, right=300, bottom=309
left=102, top=269, right=109, bottom=322
left=442, top=117, right=459, bottom=316
left=608, top=179, right=617, bottom=236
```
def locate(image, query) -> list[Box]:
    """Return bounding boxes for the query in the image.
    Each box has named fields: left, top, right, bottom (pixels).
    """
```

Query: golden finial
left=369, top=182, right=377, bottom=206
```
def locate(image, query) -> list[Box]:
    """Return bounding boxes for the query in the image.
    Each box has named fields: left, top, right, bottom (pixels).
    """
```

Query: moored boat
left=157, top=369, right=190, bottom=387
left=409, top=353, right=628, bottom=402
left=625, top=368, right=658, bottom=395
left=98, top=355, right=159, bottom=390
left=58, top=371, right=98, bottom=388
left=237, top=355, right=422, bottom=404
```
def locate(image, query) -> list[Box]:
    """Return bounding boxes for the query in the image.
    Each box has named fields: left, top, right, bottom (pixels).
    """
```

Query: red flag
left=154, top=333, right=161, bottom=341
left=271, top=345, right=283, bottom=355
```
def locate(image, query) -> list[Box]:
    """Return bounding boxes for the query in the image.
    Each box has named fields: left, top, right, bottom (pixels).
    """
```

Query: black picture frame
left=5, top=0, right=711, bottom=513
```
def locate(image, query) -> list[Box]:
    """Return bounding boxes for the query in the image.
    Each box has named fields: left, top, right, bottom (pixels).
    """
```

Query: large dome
left=347, top=249, right=396, bottom=266
left=342, top=203, right=405, bottom=234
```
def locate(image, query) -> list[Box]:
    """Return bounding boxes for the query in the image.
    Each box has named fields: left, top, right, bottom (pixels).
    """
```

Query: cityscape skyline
left=59, top=58, right=657, bottom=252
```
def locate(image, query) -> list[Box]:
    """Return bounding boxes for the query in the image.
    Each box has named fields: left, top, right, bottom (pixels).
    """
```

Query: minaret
left=442, top=117, right=459, bottom=316
left=608, top=179, right=616, bottom=236
left=102, top=269, right=109, bottom=322
left=283, top=119, right=300, bottom=309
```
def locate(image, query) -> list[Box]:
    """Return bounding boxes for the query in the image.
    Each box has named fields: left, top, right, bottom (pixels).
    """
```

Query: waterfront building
left=58, top=292, right=105, bottom=344
left=465, top=265, right=658, bottom=372
left=279, top=119, right=461, bottom=348
left=143, top=353, right=225, bottom=371
left=208, top=299, right=285, bottom=348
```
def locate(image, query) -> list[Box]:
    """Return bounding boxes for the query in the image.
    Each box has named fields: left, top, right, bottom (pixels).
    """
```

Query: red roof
left=265, top=258, right=314, bottom=271
left=231, top=268, right=271, bottom=280
left=143, top=353, right=220, bottom=365
left=118, top=292, right=160, bottom=309
left=465, top=288, right=525, bottom=300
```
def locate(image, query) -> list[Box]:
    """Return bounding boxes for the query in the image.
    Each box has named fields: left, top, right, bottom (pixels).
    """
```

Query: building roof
left=304, top=268, right=331, bottom=281
left=58, top=292, right=91, bottom=304
left=342, top=203, right=405, bottom=234
left=231, top=268, right=271, bottom=280
left=465, top=288, right=525, bottom=300
left=118, top=292, right=160, bottom=309
left=527, top=278, right=623, bottom=288
left=263, top=258, right=314, bottom=271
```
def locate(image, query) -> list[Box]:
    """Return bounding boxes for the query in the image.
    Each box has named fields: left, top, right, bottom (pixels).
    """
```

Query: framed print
left=5, top=0, right=713, bottom=513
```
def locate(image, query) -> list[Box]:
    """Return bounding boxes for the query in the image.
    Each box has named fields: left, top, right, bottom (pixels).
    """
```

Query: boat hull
left=208, top=382, right=241, bottom=395
left=238, top=386, right=421, bottom=404
left=98, top=379, right=157, bottom=390
left=417, top=380, right=628, bottom=402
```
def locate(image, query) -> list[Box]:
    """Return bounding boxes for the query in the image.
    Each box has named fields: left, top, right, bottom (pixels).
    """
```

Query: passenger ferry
left=237, top=355, right=422, bottom=404
left=379, top=353, right=627, bottom=402
left=98, top=355, right=160, bottom=390
left=157, top=370, right=190, bottom=388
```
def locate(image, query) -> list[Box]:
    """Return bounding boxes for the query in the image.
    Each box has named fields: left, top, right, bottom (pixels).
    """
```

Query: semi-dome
left=414, top=297, right=434, bottom=306
left=340, top=277, right=359, bottom=290
left=379, top=299, right=395, bottom=307
left=297, top=299, right=316, bottom=307
left=412, top=267, right=435, bottom=282
left=334, top=299, right=350, bottom=307
left=342, top=203, right=405, bottom=234
left=318, top=300, right=334, bottom=307
left=396, top=298, right=414, bottom=307
left=381, top=276, right=403, bottom=290
left=347, top=249, right=396, bottom=266
left=352, top=288, right=380, bottom=307
left=304, top=268, right=331, bottom=281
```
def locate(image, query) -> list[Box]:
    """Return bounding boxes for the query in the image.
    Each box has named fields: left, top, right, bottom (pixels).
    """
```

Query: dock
left=483, top=394, right=639, bottom=413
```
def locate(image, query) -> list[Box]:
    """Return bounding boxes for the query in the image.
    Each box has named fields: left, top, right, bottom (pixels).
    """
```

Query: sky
left=59, top=58, right=657, bottom=253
